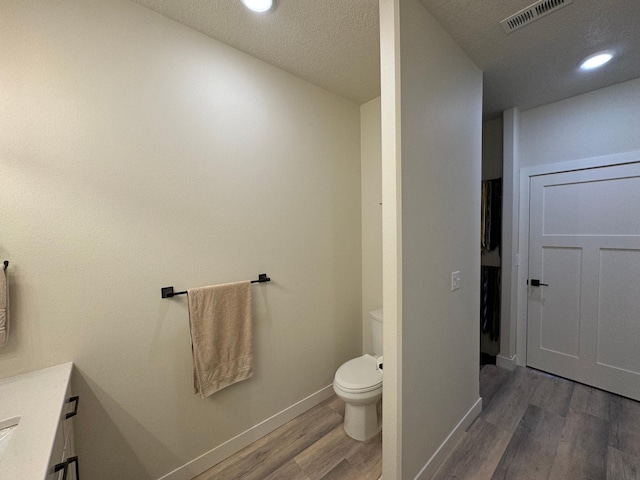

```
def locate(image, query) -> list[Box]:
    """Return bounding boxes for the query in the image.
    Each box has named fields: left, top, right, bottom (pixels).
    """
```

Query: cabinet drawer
left=46, top=425, right=65, bottom=480
left=48, top=387, right=79, bottom=480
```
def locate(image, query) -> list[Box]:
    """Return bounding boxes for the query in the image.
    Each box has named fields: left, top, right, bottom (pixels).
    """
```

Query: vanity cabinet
left=0, top=363, right=75, bottom=479
left=49, top=388, right=79, bottom=480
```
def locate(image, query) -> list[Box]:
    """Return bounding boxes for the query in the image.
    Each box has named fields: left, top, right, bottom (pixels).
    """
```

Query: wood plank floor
left=433, top=366, right=640, bottom=480
left=193, top=395, right=381, bottom=480
left=194, top=366, right=640, bottom=480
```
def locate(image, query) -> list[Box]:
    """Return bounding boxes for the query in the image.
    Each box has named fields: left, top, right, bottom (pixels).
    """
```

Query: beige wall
left=482, top=118, right=504, bottom=181
left=380, top=0, right=404, bottom=475
left=361, top=97, right=383, bottom=353
left=0, top=1, right=362, bottom=478
left=381, top=0, right=483, bottom=477
left=481, top=118, right=503, bottom=270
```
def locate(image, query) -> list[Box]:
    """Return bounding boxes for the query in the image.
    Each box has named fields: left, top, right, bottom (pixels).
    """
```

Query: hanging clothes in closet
left=480, top=178, right=502, bottom=359
left=481, top=266, right=501, bottom=342
left=481, top=179, right=502, bottom=252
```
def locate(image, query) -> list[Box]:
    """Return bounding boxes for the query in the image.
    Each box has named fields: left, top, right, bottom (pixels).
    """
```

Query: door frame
left=514, top=149, right=640, bottom=367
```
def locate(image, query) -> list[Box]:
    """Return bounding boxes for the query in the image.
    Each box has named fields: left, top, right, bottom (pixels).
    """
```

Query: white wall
left=361, top=97, right=383, bottom=353
left=379, top=0, right=404, bottom=475
left=520, top=78, right=640, bottom=167
left=503, top=77, right=640, bottom=365
left=500, top=108, right=520, bottom=363
left=381, top=0, right=483, bottom=477
left=0, top=1, right=362, bottom=478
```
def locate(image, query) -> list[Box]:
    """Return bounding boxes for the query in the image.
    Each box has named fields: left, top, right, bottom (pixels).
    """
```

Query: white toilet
left=333, top=309, right=383, bottom=441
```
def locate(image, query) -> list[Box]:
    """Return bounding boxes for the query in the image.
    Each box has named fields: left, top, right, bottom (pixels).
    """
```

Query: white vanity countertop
left=0, top=362, right=73, bottom=479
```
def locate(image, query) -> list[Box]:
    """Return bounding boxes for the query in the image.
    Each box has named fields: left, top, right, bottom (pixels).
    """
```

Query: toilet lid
left=335, top=354, right=382, bottom=392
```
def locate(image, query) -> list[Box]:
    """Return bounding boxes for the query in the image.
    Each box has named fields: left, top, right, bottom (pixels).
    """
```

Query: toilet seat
left=334, top=354, right=382, bottom=393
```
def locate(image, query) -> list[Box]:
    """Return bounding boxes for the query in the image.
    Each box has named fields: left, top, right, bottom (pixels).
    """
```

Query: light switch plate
left=451, top=271, right=461, bottom=291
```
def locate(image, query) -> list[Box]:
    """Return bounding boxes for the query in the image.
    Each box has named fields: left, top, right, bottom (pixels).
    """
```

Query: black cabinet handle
left=54, top=456, right=79, bottom=480
left=529, top=279, right=549, bottom=287
left=54, top=461, right=68, bottom=480
left=68, top=456, right=79, bottom=479
left=66, top=396, right=79, bottom=419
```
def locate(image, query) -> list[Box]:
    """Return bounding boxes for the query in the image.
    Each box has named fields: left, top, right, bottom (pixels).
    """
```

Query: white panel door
left=527, top=162, right=640, bottom=401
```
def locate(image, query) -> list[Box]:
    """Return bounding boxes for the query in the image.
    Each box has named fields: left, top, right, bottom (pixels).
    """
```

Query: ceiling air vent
left=500, top=0, right=572, bottom=34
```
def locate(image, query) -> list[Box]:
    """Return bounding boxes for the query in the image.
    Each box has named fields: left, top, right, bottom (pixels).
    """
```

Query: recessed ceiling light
left=241, top=0, right=273, bottom=12
left=579, top=51, right=614, bottom=71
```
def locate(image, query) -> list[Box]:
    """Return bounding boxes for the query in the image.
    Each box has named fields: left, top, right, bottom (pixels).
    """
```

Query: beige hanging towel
left=0, top=265, right=8, bottom=348
left=187, top=281, right=253, bottom=398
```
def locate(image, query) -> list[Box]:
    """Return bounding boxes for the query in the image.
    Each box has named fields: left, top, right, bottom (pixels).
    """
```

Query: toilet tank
left=370, top=309, right=383, bottom=356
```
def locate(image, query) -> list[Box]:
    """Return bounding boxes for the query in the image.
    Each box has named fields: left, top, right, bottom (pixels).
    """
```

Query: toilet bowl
left=333, top=354, right=382, bottom=441
left=333, top=309, right=383, bottom=441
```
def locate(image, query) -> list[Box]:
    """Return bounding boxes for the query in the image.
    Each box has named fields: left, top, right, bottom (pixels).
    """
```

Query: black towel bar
left=161, top=274, right=270, bottom=298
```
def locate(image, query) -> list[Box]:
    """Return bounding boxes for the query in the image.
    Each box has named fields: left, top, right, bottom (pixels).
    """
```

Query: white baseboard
left=158, top=384, right=335, bottom=480
left=496, top=354, right=517, bottom=371
left=412, top=397, right=482, bottom=480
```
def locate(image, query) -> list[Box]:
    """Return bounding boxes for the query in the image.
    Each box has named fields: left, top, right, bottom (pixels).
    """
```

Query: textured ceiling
left=421, top=0, right=640, bottom=118
left=130, top=0, right=380, bottom=105
left=130, top=0, right=640, bottom=117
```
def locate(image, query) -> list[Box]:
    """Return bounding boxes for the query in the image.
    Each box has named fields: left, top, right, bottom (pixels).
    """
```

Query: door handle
left=529, top=279, right=549, bottom=287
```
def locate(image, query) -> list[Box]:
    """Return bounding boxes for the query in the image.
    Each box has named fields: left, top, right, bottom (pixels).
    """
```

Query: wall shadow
left=72, top=366, right=184, bottom=480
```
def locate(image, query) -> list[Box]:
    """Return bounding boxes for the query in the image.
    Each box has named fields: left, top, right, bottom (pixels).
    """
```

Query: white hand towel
left=187, top=281, right=253, bottom=398
left=0, top=265, right=8, bottom=348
